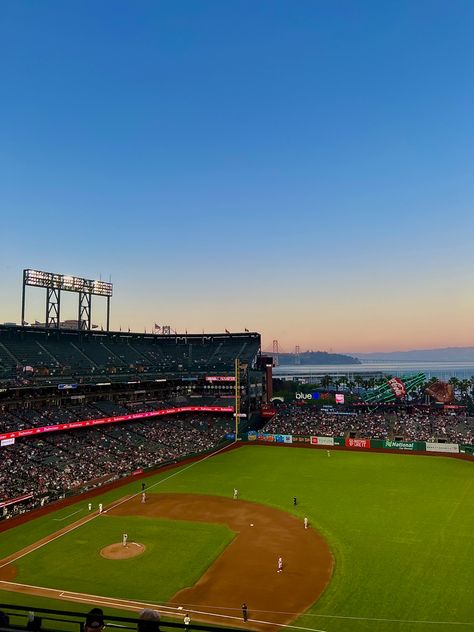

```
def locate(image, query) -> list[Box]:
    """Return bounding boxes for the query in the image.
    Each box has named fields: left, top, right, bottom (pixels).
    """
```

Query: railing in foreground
left=0, top=603, right=247, bottom=632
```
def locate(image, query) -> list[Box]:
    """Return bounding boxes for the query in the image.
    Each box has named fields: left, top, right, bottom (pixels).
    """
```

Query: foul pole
left=234, top=358, right=240, bottom=441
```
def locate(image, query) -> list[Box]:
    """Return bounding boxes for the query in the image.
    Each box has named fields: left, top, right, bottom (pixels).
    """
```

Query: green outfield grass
left=13, top=515, right=234, bottom=602
left=1, top=446, right=473, bottom=632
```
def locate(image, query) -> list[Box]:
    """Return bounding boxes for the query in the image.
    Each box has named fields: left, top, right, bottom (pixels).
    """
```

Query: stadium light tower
left=21, top=269, right=113, bottom=331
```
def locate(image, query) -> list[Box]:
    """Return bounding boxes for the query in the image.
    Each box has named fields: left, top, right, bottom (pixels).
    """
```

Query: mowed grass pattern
left=0, top=446, right=473, bottom=632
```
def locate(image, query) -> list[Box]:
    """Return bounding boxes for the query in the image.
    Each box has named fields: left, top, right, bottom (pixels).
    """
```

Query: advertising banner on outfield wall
left=425, top=442, right=459, bottom=453
left=345, top=438, right=370, bottom=449
left=256, top=433, right=292, bottom=443
left=382, top=440, right=416, bottom=450
left=310, top=436, right=335, bottom=446
left=293, top=436, right=312, bottom=443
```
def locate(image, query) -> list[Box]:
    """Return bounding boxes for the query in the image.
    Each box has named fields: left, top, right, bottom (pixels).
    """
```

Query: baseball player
left=327, top=450, right=331, bottom=457
left=293, top=496, right=297, bottom=506
left=277, top=556, right=283, bottom=573
left=122, top=533, right=128, bottom=547
left=141, top=492, right=146, bottom=503
left=183, top=614, right=191, bottom=630
left=88, top=503, right=92, bottom=512
left=304, top=517, right=308, bottom=529
left=241, top=604, right=248, bottom=622
left=233, top=488, right=238, bottom=500
left=99, top=503, right=103, bottom=514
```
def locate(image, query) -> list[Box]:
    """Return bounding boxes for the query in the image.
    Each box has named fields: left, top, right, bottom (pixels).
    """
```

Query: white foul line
left=0, top=442, right=233, bottom=570
left=27, top=584, right=328, bottom=632
left=53, top=509, right=82, bottom=522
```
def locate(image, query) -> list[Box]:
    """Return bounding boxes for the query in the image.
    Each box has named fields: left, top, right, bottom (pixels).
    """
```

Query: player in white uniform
left=327, top=450, right=331, bottom=457
left=99, top=503, right=103, bottom=513
left=304, top=517, right=308, bottom=529
left=122, top=533, right=128, bottom=547
left=141, top=492, right=146, bottom=503
left=233, top=488, right=238, bottom=500
left=88, top=503, right=92, bottom=512
left=277, top=556, right=283, bottom=573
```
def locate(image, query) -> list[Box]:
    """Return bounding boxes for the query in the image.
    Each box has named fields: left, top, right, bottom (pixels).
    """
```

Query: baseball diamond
left=0, top=493, right=333, bottom=630
left=0, top=445, right=472, bottom=632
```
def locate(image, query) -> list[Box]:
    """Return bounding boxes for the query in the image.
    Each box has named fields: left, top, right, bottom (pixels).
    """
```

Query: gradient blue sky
left=1, top=1, right=473, bottom=352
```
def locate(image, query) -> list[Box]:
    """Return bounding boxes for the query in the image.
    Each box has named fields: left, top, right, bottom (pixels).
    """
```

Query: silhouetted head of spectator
left=137, top=609, right=160, bottom=632
left=0, top=611, right=10, bottom=629
left=85, top=608, right=104, bottom=632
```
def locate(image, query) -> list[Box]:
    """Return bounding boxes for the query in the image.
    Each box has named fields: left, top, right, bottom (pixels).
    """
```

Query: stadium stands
left=0, top=401, right=233, bottom=517
left=263, top=403, right=474, bottom=444
left=0, top=326, right=261, bottom=383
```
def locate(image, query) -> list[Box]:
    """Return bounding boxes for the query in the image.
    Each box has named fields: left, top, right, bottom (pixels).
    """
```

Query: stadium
left=0, top=269, right=472, bottom=632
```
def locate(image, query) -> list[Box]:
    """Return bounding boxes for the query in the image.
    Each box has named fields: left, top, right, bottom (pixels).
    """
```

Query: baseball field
left=0, top=444, right=473, bottom=632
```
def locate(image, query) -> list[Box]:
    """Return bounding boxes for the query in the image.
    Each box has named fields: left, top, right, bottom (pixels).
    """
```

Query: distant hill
left=354, top=347, right=474, bottom=362
left=273, top=351, right=361, bottom=365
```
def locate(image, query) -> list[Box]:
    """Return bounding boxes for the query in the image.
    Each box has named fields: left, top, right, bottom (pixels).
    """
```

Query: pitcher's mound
left=100, top=542, right=146, bottom=560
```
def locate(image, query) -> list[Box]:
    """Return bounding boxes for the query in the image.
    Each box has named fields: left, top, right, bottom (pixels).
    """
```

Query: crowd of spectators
left=0, top=400, right=232, bottom=518
left=263, top=404, right=474, bottom=444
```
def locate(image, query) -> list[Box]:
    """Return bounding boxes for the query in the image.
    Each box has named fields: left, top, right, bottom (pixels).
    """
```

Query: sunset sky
left=1, top=1, right=473, bottom=353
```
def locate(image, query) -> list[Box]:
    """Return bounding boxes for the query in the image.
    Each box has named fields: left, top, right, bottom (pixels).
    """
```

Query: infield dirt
left=0, top=493, right=334, bottom=630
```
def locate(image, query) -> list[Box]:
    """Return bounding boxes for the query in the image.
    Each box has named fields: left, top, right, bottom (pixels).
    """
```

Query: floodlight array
left=24, top=269, right=113, bottom=297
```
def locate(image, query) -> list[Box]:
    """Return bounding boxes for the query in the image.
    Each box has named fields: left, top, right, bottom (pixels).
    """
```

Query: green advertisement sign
left=383, top=440, right=416, bottom=450
left=374, top=439, right=425, bottom=451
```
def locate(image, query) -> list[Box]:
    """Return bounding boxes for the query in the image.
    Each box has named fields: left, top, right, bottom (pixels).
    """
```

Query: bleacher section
left=0, top=401, right=234, bottom=514
left=0, top=326, right=260, bottom=383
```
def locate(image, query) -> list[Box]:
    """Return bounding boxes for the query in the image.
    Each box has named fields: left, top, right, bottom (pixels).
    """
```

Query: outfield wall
left=1, top=436, right=471, bottom=533
left=245, top=432, right=474, bottom=460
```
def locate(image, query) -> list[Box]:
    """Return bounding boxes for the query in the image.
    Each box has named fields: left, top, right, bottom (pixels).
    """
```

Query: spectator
left=137, top=609, right=160, bottom=632
left=0, top=611, right=10, bottom=629
left=84, top=608, right=104, bottom=632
